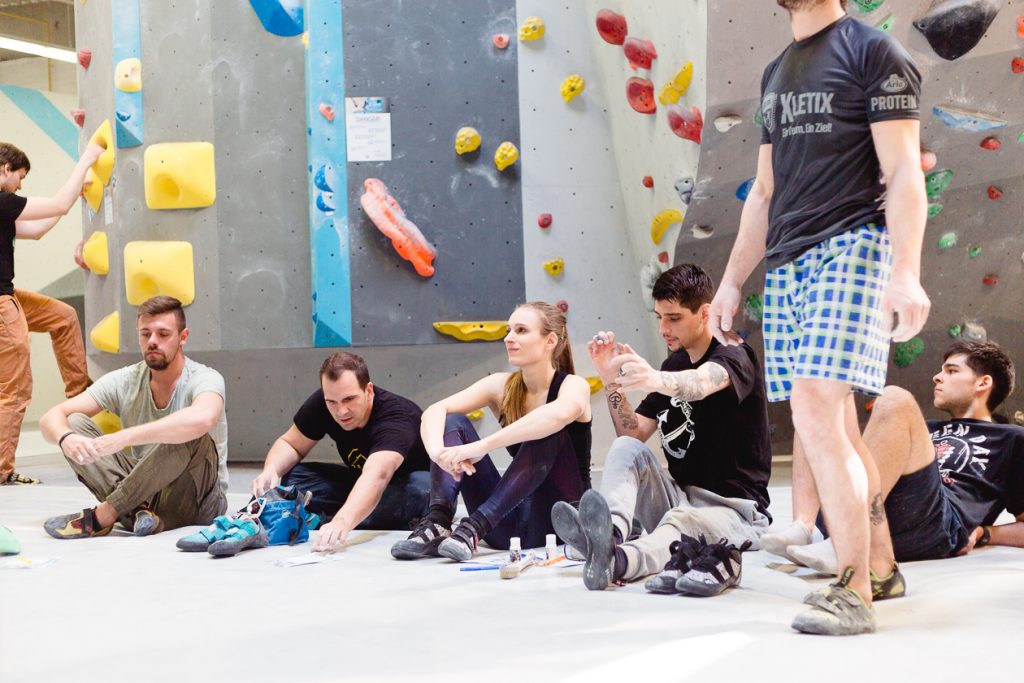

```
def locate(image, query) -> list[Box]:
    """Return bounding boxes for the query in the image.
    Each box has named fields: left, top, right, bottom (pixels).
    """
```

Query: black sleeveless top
left=506, top=370, right=593, bottom=488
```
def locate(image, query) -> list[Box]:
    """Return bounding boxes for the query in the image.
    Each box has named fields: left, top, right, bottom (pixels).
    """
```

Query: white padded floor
left=2, top=454, right=1023, bottom=682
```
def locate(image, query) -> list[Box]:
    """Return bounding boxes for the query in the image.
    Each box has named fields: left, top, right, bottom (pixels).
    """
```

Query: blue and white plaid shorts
left=762, top=224, right=893, bottom=403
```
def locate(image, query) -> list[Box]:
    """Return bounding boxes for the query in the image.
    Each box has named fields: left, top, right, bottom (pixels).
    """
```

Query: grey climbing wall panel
left=342, top=0, right=526, bottom=346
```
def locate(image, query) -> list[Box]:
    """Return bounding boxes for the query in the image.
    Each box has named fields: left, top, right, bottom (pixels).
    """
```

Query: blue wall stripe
left=112, top=0, right=144, bottom=148
left=306, top=0, right=352, bottom=346
left=0, top=85, right=78, bottom=159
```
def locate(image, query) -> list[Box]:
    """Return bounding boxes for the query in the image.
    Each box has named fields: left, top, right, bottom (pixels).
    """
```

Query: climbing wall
left=676, top=0, right=1024, bottom=446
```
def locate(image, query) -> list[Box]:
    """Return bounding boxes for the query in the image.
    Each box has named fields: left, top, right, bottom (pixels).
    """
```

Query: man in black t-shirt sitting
left=251, top=352, right=430, bottom=550
left=779, top=341, right=1024, bottom=572
left=552, top=265, right=773, bottom=592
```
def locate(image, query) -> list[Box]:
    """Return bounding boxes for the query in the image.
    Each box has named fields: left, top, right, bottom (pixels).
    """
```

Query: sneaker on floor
left=391, top=519, right=451, bottom=560
left=870, top=563, right=906, bottom=601
left=2, top=472, right=40, bottom=485
left=437, top=518, right=481, bottom=562
left=644, top=533, right=704, bottom=594
left=551, top=501, right=588, bottom=559
left=676, top=537, right=752, bottom=597
left=208, top=518, right=268, bottom=557
left=44, top=508, right=113, bottom=540
left=132, top=507, right=164, bottom=537
left=759, top=520, right=812, bottom=563
left=176, top=515, right=234, bottom=552
left=578, top=490, right=616, bottom=591
left=787, top=538, right=838, bottom=575
left=792, top=567, right=876, bottom=636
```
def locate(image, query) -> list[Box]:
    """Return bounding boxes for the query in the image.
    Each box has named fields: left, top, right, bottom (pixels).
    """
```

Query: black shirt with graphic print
left=927, top=419, right=1024, bottom=530
left=635, top=339, right=772, bottom=514
left=759, top=15, right=921, bottom=268
left=1, top=191, right=28, bottom=296
left=292, top=386, right=430, bottom=477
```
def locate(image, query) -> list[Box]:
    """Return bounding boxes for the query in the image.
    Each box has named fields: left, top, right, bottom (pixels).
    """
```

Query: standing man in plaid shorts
left=709, top=0, right=929, bottom=635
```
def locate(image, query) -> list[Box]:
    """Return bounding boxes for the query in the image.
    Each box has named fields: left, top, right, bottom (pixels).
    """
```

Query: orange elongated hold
left=360, top=178, right=436, bottom=278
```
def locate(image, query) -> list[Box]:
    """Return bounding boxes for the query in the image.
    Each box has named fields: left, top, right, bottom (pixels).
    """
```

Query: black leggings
left=429, top=414, right=585, bottom=549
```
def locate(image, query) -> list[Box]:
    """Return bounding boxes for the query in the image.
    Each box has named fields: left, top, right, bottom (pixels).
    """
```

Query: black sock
left=466, top=511, right=492, bottom=538
left=426, top=505, right=453, bottom=528
left=613, top=546, right=627, bottom=581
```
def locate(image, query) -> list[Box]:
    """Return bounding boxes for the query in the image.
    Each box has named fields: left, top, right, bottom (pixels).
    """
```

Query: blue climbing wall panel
left=111, top=0, right=143, bottom=148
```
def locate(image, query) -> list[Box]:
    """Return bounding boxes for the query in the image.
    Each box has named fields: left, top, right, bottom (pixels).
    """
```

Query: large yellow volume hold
left=144, top=142, right=216, bottom=210
left=651, top=209, right=683, bottom=245
left=90, top=311, right=119, bottom=353
left=433, top=321, right=508, bottom=342
left=82, top=168, right=103, bottom=212
left=123, top=241, right=195, bottom=305
left=82, top=231, right=109, bottom=274
left=89, top=119, right=115, bottom=185
left=93, top=410, right=122, bottom=434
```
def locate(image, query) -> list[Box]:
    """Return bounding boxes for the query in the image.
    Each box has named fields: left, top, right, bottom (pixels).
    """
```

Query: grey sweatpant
left=63, top=413, right=227, bottom=531
left=601, top=436, right=770, bottom=581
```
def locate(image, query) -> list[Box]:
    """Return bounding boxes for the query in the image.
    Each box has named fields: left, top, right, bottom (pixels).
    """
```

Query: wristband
left=976, top=526, right=992, bottom=548
left=57, top=430, right=75, bottom=451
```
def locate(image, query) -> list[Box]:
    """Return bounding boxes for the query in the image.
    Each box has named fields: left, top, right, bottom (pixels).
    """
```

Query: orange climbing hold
left=77, top=48, right=91, bottom=69
left=359, top=178, right=436, bottom=278
left=1018, top=16, right=1024, bottom=39
left=987, top=185, right=1003, bottom=200
left=595, top=9, right=627, bottom=45
left=980, top=136, right=1000, bottom=150
left=1013, top=57, right=1024, bottom=74
left=667, top=104, right=703, bottom=143
left=920, top=150, right=937, bottom=171
left=492, top=33, right=509, bottom=49
left=623, top=37, right=657, bottom=69
left=318, top=103, right=335, bottom=121
left=626, top=77, right=656, bottom=114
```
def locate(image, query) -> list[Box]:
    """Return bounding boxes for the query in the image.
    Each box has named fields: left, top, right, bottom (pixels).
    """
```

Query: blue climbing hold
left=315, top=192, right=335, bottom=214
left=736, top=178, right=754, bottom=202
left=932, top=105, right=1008, bottom=132
left=248, top=0, right=304, bottom=37
left=116, top=110, right=131, bottom=122
left=314, top=164, right=335, bottom=193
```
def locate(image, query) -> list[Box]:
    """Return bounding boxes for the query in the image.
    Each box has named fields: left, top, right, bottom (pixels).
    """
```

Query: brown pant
left=63, top=414, right=227, bottom=531
left=0, top=290, right=91, bottom=480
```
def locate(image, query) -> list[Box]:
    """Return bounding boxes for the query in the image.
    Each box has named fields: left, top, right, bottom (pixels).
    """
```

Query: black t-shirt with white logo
left=636, top=339, right=772, bottom=513
left=0, top=192, right=28, bottom=296
left=759, top=15, right=921, bottom=268
left=293, top=386, right=430, bottom=477
left=927, top=419, right=1024, bottom=530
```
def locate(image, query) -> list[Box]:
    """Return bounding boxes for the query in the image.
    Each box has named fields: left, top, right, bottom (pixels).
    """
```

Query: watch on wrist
left=976, top=526, right=992, bottom=547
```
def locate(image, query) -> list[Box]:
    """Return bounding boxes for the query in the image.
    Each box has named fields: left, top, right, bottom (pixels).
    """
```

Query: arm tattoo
left=661, top=363, right=731, bottom=402
left=605, top=383, right=639, bottom=432
left=870, top=493, right=886, bottom=526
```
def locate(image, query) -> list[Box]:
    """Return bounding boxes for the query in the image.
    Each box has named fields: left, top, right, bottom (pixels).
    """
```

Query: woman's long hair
left=499, top=302, right=574, bottom=426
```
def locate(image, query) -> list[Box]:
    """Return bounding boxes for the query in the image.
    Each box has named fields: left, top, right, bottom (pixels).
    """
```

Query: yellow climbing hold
left=88, top=119, right=115, bottom=185
left=90, top=311, right=119, bottom=353
left=494, top=141, right=519, bottom=171
left=659, top=62, right=693, bottom=105
left=83, top=168, right=103, bottom=212
left=518, top=16, right=545, bottom=42
left=659, top=83, right=681, bottom=105
left=586, top=376, right=604, bottom=395
left=82, top=231, right=109, bottom=275
left=123, top=241, right=195, bottom=306
left=651, top=209, right=683, bottom=245
left=454, top=126, right=481, bottom=155
left=301, top=31, right=309, bottom=48
left=466, top=410, right=484, bottom=421
left=144, top=142, right=216, bottom=210
left=93, top=410, right=122, bottom=434
left=560, top=74, right=586, bottom=103
left=432, top=321, right=508, bottom=342
left=114, top=57, right=142, bottom=92
left=543, top=258, right=565, bottom=277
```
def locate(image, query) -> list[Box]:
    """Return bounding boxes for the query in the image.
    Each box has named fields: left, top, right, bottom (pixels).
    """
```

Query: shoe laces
left=687, top=537, right=751, bottom=581
left=664, top=533, right=703, bottom=571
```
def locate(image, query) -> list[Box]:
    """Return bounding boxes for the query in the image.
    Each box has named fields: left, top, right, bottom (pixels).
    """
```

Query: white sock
left=760, top=520, right=813, bottom=560
left=787, top=538, right=838, bottom=576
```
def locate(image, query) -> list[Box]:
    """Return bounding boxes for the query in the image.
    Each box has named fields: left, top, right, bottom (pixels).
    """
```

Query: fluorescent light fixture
left=0, top=35, right=76, bottom=63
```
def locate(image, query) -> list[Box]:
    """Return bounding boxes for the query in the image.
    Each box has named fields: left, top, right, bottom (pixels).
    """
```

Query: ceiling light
left=0, top=35, right=76, bottom=63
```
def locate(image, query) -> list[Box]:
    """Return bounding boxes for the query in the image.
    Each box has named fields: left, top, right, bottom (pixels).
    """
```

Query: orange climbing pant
left=0, top=290, right=91, bottom=480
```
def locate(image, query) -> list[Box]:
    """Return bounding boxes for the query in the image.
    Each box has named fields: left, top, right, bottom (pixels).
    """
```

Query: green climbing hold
left=851, top=0, right=885, bottom=12
left=1018, top=131, right=1024, bottom=143
left=928, top=203, right=944, bottom=218
left=893, top=337, right=925, bottom=368
left=876, top=14, right=894, bottom=32
left=744, top=293, right=763, bottom=322
left=968, top=246, right=982, bottom=258
left=926, top=169, right=954, bottom=199
left=938, top=232, right=957, bottom=249
left=754, top=109, right=763, bottom=127
left=948, top=324, right=962, bottom=338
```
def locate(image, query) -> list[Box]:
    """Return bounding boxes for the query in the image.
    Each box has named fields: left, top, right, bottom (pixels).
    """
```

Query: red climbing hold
left=537, top=213, right=553, bottom=228
left=983, top=274, right=999, bottom=287
left=625, top=77, right=656, bottom=114
left=980, top=136, right=1000, bottom=150
left=657, top=251, right=669, bottom=264
left=667, top=104, right=703, bottom=144
left=623, top=37, right=657, bottom=70
left=865, top=399, right=876, bottom=413
left=595, top=9, right=628, bottom=45
left=70, top=109, right=85, bottom=127
left=920, top=150, right=937, bottom=171
left=556, top=300, right=569, bottom=313
left=642, top=176, right=654, bottom=188
left=492, top=33, right=509, bottom=49
left=987, top=185, right=1003, bottom=200
left=1013, top=57, right=1024, bottom=74
left=318, top=103, right=335, bottom=121
left=77, top=49, right=91, bottom=69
